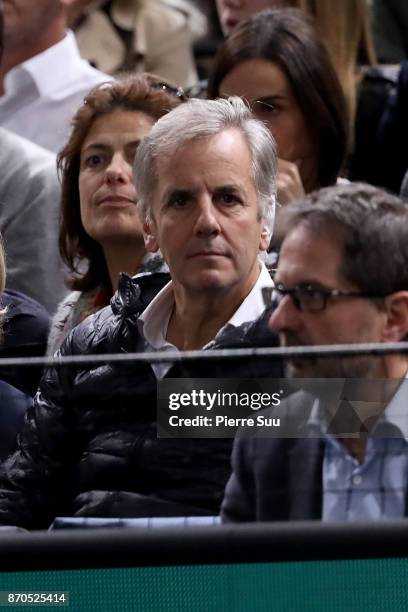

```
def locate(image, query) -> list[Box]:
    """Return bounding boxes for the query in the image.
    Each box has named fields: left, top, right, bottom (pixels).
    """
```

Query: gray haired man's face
left=143, top=129, right=269, bottom=299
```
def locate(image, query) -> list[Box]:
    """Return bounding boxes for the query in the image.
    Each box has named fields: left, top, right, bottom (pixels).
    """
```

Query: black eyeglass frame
left=263, top=283, right=389, bottom=313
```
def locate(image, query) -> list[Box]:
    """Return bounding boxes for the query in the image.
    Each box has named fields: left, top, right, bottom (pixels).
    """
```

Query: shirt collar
left=138, top=260, right=273, bottom=350
left=376, top=370, right=408, bottom=439
left=9, top=31, right=82, bottom=99
left=226, top=262, right=273, bottom=329
left=137, top=281, right=175, bottom=350
left=307, top=369, right=408, bottom=440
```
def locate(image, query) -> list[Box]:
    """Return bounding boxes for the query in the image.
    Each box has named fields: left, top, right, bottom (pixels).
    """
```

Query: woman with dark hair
left=47, top=74, right=184, bottom=353
left=208, top=8, right=348, bottom=205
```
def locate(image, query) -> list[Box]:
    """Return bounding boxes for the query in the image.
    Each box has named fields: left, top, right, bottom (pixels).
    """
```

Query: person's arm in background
left=0, top=128, right=67, bottom=315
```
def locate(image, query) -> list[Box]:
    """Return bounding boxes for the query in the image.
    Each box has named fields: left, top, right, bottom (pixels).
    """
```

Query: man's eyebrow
left=161, top=184, right=244, bottom=201
left=215, top=184, right=241, bottom=192
left=162, top=187, right=195, bottom=201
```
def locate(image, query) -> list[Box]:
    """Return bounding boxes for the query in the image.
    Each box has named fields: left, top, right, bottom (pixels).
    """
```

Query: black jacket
left=0, top=289, right=50, bottom=395
left=0, top=273, right=282, bottom=529
left=221, top=389, right=408, bottom=522
left=221, top=393, right=324, bottom=523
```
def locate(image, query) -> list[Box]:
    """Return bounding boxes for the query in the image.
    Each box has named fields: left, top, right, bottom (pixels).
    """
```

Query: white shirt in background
left=0, top=31, right=111, bottom=153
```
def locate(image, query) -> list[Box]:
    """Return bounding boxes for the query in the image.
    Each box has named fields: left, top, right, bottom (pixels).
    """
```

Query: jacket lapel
left=287, top=437, right=324, bottom=520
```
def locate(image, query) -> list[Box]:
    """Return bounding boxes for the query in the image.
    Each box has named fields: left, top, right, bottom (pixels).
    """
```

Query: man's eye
left=219, top=193, right=239, bottom=205
left=168, top=197, right=189, bottom=209
left=301, top=285, right=325, bottom=300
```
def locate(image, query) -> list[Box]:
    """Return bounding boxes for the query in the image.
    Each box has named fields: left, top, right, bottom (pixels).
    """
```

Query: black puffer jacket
left=0, top=273, right=282, bottom=530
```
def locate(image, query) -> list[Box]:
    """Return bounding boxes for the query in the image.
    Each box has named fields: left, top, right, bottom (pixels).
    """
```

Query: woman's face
left=219, top=58, right=318, bottom=191
left=78, top=110, right=154, bottom=248
left=216, top=0, right=286, bottom=36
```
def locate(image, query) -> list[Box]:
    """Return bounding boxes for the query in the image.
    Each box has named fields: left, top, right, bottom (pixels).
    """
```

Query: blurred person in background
left=0, top=126, right=66, bottom=315
left=68, top=0, right=203, bottom=89
left=371, top=60, right=408, bottom=195
left=215, top=0, right=376, bottom=128
left=214, top=0, right=398, bottom=188
left=0, top=2, right=66, bottom=314
left=0, top=2, right=62, bottom=400
left=0, top=0, right=110, bottom=152
left=0, top=236, right=34, bottom=462
left=47, top=74, right=183, bottom=354
left=208, top=8, right=348, bottom=206
left=372, top=0, right=408, bottom=64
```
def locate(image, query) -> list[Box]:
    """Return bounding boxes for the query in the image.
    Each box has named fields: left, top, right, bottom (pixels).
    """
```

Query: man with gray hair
left=133, top=96, right=276, bottom=371
left=0, top=97, right=282, bottom=529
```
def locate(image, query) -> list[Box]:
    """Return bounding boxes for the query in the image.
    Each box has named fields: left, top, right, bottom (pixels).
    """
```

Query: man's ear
left=259, top=224, right=271, bottom=252
left=142, top=220, right=159, bottom=253
left=382, top=292, right=408, bottom=342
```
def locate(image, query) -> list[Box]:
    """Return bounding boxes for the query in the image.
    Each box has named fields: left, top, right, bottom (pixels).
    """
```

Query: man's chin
left=183, top=270, right=233, bottom=292
left=286, top=359, right=319, bottom=379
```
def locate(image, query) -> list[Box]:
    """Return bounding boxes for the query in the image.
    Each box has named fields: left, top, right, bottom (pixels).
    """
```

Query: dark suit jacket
left=222, top=385, right=408, bottom=522
left=221, top=391, right=326, bottom=522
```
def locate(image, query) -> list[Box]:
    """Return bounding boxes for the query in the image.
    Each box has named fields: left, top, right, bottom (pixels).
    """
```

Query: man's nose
left=105, top=154, right=131, bottom=184
left=193, top=197, right=221, bottom=237
left=268, top=293, right=302, bottom=334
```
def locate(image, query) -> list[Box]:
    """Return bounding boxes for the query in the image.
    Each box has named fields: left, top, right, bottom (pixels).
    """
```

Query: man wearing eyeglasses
left=222, top=182, right=408, bottom=522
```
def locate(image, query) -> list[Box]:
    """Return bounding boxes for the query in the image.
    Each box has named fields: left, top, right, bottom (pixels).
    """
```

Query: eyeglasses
left=262, top=283, right=387, bottom=313
left=150, top=81, right=188, bottom=102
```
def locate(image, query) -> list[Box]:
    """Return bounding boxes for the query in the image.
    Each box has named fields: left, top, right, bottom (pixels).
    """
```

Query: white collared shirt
left=137, top=262, right=273, bottom=379
left=0, top=31, right=111, bottom=152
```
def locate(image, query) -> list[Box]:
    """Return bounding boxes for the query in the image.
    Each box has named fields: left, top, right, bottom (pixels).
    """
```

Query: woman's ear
left=143, top=220, right=159, bottom=253
left=382, top=292, right=408, bottom=342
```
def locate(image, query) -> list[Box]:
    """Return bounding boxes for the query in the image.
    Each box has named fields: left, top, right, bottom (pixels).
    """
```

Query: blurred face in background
left=79, top=109, right=153, bottom=250
left=215, top=0, right=286, bottom=35
left=220, top=58, right=318, bottom=192
left=2, top=0, right=60, bottom=49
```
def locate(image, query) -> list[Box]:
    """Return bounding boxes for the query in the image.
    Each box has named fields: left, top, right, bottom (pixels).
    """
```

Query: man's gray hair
left=134, top=96, right=277, bottom=234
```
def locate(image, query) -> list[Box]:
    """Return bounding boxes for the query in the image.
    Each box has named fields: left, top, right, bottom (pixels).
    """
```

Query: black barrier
left=3, top=524, right=408, bottom=611
left=0, top=521, right=408, bottom=571
left=0, top=341, right=408, bottom=369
